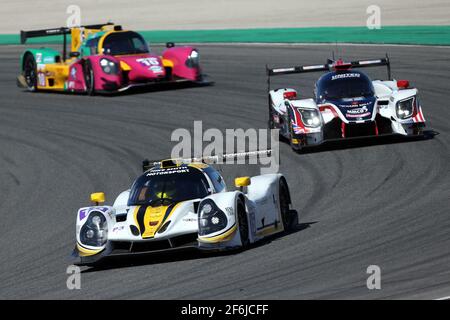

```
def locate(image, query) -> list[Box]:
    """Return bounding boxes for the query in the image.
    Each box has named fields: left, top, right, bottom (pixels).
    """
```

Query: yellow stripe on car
left=133, top=206, right=141, bottom=233
left=256, top=224, right=283, bottom=237
left=199, top=224, right=238, bottom=243
left=141, top=205, right=169, bottom=238
left=76, top=243, right=103, bottom=257
left=97, top=30, right=115, bottom=54
left=188, top=163, right=209, bottom=169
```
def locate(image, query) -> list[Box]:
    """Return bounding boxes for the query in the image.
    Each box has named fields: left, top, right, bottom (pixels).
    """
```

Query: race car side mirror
left=235, top=177, right=251, bottom=191
left=166, top=42, right=175, bottom=48
left=90, top=192, right=105, bottom=205
left=69, top=51, right=80, bottom=58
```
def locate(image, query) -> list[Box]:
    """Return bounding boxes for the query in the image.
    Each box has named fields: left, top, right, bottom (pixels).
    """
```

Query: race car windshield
left=128, top=167, right=210, bottom=206
left=102, top=31, right=149, bottom=55
left=317, top=73, right=375, bottom=100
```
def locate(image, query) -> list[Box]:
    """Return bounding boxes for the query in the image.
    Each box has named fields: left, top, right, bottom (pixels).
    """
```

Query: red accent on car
left=283, top=91, right=297, bottom=100
left=341, top=122, right=346, bottom=138
left=397, top=80, right=410, bottom=89
left=374, top=121, right=379, bottom=136
left=292, top=107, right=303, bottom=127
left=332, top=59, right=352, bottom=71
left=319, top=104, right=339, bottom=118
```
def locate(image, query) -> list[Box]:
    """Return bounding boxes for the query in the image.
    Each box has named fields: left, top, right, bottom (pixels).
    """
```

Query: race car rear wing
left=142, top=150, right=273, bottom=172
left=20, top=23, right=115, bottom=44
left=20, top=23, right=116, bottom=61
left=266, top=56, right=392, bottom=90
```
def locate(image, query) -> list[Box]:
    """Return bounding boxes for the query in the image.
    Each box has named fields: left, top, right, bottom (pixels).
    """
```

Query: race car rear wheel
left=279, top=178, right=297, bottom=231
left=23, top=53, right=38, bottom=91
left=84, top=60, right=95, bottom=96
left=237, top=199, right=249, bottom=247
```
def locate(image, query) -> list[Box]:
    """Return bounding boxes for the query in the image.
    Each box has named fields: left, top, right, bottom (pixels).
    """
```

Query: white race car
left=267, top=57, right=426, bottom=151
left=73, top=152, right=297, bottom=266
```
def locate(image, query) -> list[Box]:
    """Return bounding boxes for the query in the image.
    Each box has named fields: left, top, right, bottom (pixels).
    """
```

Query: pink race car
left=17, top=23, right=212, bottom=95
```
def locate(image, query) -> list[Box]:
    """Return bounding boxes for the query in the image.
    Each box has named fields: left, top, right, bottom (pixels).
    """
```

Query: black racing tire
left=237, top=198, right=249, bottom=248
left=84, top=60, right=95, bottom=96
left=279, top=178, right=297, bottom=231
left=268, top=97, right=275, bottom=129
left=23, top=53, right=38, bottom=92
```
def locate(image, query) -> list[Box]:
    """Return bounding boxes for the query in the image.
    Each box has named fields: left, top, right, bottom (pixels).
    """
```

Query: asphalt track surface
left=0, top=44, right=449, bottom=299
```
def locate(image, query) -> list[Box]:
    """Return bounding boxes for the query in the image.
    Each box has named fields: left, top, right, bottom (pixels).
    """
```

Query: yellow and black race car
left=73, top=152, right=297, bottom=266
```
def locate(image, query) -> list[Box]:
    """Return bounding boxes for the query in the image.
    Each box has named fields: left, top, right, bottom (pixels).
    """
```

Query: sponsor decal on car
left=137, top=57, right=160, bottom=67
left=346, top=112, right=372, bottom=118
left=70, top=67, right=77, bottom=78
left=339, top=101, right=371, bottom=108
left=225, top=207, right=234, bottom=216
left=346, top=105, right=372, bottom=118
left=79, top=209, right=88, bottom=221
left=146, top=167, right=190, bottom=176
left=43, top=56, right=54, bottom=63
left=112, top=226, right=125, bottom=233
left=38, top=72, right=46, bottom=86
left=331, top=73, right=361, bottom=80
left=346, top=106, right=369, bottom=115
left=150, top=66, right=164, bottom=73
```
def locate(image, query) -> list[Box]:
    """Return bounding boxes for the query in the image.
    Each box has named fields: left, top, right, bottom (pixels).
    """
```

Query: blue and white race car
left=267, top=57, right=426, bottom=151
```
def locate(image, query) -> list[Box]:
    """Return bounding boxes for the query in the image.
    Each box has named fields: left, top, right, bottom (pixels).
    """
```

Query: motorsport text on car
left=267, top=56, right=426, bottom=151
left=73, top=151, right=298, bottom=266
left=17, top=22, right=211, bottom=95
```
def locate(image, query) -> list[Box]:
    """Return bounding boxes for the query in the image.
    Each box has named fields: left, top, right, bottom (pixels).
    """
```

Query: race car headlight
left=79, top=211, right=108, bottom=247
left=396, top=96, right=415, bottom=119
left=99, top=58, right=119, bottom=75
left=198, top=199, right=228, bottom=236
left=298, top=108, right=321, bottom=128
left=186, top=50, right=200, bottom=68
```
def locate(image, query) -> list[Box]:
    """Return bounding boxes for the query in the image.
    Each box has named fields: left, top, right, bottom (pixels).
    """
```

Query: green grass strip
left=1, top=26, right=450, bottom=46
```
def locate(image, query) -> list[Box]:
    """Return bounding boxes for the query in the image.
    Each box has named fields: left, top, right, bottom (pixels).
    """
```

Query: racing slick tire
left=268, top=99, right=276, bottom=129
left=279, top=178, right=298, bottom=231
left=237, top=198, right=249, bottom=248
left=84, top=60, right=95, bottom=96
left=23, top=53, right=38, bottom=92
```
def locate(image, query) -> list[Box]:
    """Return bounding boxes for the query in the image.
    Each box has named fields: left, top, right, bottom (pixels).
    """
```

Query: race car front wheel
left=23, top=53, right=38, bottom=91
left=84, top=60, right=95, bottom=96
left=279, top=178, right=297, bottom=231
left=237, top=199, right=249, bottom=247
